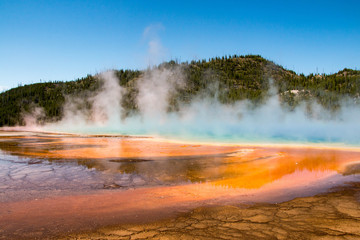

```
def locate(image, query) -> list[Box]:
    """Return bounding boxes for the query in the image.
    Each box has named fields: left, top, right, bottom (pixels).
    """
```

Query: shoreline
left=1, top=128, right=360, bottom=152
left=152, top=135, right=360, bottom=152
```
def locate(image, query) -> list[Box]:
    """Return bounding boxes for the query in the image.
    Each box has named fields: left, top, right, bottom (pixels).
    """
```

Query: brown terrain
left=67, top=183, right=360, bottom=240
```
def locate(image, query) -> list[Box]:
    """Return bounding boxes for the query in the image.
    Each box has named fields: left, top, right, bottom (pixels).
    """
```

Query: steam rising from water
left=38, top=68, right=360, bottom=145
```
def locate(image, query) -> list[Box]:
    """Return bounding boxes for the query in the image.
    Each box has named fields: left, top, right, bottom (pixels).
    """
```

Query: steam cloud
left=38, top=66, right=360, bottom=145
left=17, top=25, right=360, bottom=145
left=143, top=23, right=167, bottom=67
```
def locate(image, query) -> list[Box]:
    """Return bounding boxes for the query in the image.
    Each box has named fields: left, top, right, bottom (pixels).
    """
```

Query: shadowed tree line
left=0, top=55, right=359, bottom=126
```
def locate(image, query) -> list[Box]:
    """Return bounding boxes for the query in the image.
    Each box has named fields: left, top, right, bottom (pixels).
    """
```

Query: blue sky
left=0, top=0, right=359, bottom=90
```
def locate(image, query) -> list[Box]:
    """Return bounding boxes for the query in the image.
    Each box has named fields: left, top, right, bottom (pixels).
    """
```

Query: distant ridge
left=0, top=55, right=359, bottom=126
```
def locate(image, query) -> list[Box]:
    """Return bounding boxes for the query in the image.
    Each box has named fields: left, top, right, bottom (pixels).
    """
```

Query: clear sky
left=1, top=0, right=359, bottom=90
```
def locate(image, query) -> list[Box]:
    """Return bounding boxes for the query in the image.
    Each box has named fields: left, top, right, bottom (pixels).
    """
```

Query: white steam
left=91, top=71, right=124, bottom=124
left=23, top=107, right=45, bottom=128
left=57, top=71, right=124, bottom=127
left=137, top=66, right=184, bottom=118
left=143, top=23, right=167, bottom=67
left=41, top=66, right=360, bottom=145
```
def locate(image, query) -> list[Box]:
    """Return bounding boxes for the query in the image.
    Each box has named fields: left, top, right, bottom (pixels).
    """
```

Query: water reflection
left=212, top=149, right=341, bottom=188
left=0, top=131, right=360, bottom=191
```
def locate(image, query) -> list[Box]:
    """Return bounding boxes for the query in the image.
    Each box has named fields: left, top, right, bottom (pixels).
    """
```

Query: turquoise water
left=42, top=107, right=360, bottom=147
left=43, top=123, right=360, bottom=147
left=156, top=132, right=360, bottom=147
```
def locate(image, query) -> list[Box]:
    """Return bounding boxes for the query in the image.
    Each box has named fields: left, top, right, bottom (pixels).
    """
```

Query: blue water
left=44, top=123, right=360, bottom=147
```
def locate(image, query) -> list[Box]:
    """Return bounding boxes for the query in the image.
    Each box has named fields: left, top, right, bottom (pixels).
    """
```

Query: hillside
left=0, top=55, right=359, bottom=127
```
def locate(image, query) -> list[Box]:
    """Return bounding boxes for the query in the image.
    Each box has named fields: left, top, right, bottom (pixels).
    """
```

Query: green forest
left=1, top=55, right=359, bottom=126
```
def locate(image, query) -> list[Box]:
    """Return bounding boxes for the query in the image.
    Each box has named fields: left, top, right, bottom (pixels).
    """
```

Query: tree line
left=0, top=55, right=359, bottom=126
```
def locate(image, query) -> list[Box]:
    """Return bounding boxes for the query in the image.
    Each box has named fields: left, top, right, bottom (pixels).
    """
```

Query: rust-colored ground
left=68, top=183, right=360, bottom=240
left=1, top=131, right=360, bottom=239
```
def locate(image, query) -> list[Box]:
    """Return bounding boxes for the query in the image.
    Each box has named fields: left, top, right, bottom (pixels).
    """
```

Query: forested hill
left=1, top=55, right=359, bottom=127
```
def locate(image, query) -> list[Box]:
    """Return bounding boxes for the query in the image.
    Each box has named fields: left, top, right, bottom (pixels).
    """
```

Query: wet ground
left=1, top=130, right=360, bottom=239
left=69, top=182, right=360, bottom=240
